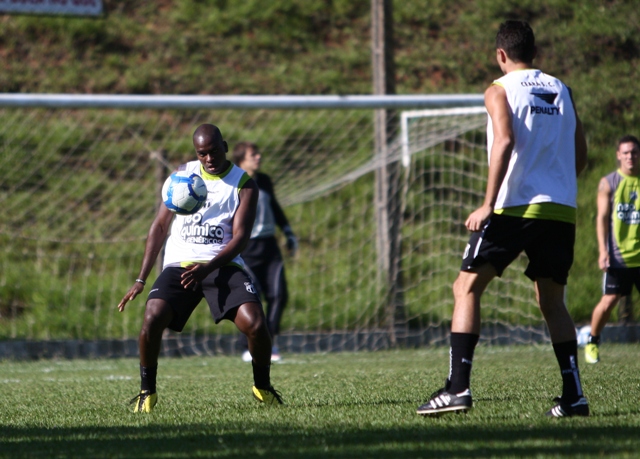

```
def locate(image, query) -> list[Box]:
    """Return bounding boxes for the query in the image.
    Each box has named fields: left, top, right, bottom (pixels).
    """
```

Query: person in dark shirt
left=232, top=142, right=298, bottom=362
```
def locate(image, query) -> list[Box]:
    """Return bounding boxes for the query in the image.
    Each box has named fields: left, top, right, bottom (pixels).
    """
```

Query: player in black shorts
left=118, top=124, right=283, bottom=412
left=416, top=21, right=589, bottom=418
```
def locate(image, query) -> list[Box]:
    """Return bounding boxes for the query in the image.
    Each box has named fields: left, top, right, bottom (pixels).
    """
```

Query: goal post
left=0, top=94, right=548, bottom=358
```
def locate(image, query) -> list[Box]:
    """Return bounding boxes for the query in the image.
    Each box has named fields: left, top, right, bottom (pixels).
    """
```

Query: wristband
left=135, top=278, right=146, bottom=286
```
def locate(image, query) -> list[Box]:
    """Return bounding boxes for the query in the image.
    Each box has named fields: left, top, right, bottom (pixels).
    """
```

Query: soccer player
left=231, top=142, right=298, bottom=363
left=585, top=135, right=640, bottom=364
left=416, top=20, right=589, bottom=417
left=118, top=124, right=283, bottom=412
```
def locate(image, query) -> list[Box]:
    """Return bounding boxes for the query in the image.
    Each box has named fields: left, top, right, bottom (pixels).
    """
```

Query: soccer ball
left=161, top=171, right=207, bottom=215
left=576, top=325, right=591, bottom=347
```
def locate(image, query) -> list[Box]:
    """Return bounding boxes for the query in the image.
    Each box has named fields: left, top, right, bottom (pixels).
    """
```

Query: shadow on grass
left=1, top=422, right=637, bottom=459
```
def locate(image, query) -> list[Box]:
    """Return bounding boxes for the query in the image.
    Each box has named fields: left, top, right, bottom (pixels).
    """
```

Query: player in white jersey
left=416, top=21, right=589, bottom=418
left=118, top=124, right=283, bottom=412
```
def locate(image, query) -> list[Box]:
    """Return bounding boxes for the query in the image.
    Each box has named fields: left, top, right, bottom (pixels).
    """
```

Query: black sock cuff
left=552, top=339, right=578, bottom=354
left=450, top=332, right=480, bottom=351
left=252, top=361, right=271, bottom=389
left=140, top=364, right=158, bottom=393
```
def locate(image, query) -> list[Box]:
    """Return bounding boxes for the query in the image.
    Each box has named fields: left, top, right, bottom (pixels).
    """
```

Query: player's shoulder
left=604, top=169, right=621, bottom=181
left=484, top=82, right=505, bottom=97
left=256, top=171, right=273, bottom=181
left=600, top=171, right=619, bottom=192
left=239, top=172, right=258, bottom=191
left=536, top=70, right=572, bottom=93
left=254, top=172, right=274, bottom=188
left=484, top=83, right=507, bottom=112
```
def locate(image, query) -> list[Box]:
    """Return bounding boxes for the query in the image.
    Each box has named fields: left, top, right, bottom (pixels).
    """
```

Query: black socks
left=252, top=361, right=271, bottom=389
left=552, top=340, right=584, bottom=403
left=140, top=364, right=158, bottom=394
left=448, top=332, right=480, bottom=393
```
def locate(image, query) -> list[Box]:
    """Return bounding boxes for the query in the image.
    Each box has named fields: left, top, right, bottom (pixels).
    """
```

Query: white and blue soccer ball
left=161, top=171, right=207, bottom=215
left=576, top=325, right=591, bottom=347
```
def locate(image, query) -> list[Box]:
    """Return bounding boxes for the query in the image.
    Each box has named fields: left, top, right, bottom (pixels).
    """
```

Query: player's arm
left=118, top=204, right=174, bottom=312
left=466, top=84, right=514, bottom=232
left=264, top=175, right=289, bottom=229
left=265, top=174, right=298, bottom=256
left=596, top=177, right=612, bottom=271
left=180, top=178, right=259, bottom=289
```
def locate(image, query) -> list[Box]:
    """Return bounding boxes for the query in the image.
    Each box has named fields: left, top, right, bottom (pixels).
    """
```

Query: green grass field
left=1, top=345, right=639, bottom=459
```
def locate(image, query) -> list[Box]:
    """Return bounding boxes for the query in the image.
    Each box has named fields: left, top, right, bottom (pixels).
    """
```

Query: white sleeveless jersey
left=163, top=161, right=250, bottom=269
left=487, top=69, right=577, bottom=209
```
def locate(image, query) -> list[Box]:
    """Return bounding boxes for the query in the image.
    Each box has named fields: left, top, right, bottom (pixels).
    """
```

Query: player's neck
left=503, top=61, right=533, bottom=74
left=206, top=159, right=231, bottom=176
left=240, top=164, right=257, bottom=177
left=620, top=167, right=640, bottom=177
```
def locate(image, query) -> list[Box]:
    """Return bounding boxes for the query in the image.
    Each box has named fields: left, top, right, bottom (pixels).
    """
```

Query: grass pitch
left=1, top=345, right=639, bottom=458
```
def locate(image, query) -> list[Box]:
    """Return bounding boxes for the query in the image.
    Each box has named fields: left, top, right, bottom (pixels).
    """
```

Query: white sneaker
left=241, top=350, right=252, bottom=362
left=271, top=346, right=282, bottom=363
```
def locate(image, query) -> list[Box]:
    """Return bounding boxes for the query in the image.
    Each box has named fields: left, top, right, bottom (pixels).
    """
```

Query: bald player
left=118, top=124, right=283, bottom=412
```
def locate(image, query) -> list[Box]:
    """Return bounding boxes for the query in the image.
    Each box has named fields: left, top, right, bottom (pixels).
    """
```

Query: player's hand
left=285, top=233, right=298, bottom=257
left=598, top=252, right=609, bottom=271
left=117, top=282, right=145, bottom=312
left=181, top=263, right=210, bottom=290
left=465, top=205, right=493, bottom=232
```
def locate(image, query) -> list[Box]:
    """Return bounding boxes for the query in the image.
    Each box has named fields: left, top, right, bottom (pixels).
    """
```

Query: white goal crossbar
left=401, top=106, right=487, bottom=167
left=0, top=93, right=484, bottom=109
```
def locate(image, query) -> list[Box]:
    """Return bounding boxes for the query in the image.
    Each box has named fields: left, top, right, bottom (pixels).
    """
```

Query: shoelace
left=428, top=386, right=447, bottom=399
left=129, top=391, right=150, bottom=406
left=267, top=387, right=284, bottom=404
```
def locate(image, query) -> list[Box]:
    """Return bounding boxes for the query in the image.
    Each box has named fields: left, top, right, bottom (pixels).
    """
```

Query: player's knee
left=452, top=275, right=471, bottom=300
left=141, top=301, right=171, bottom=334
left=602, top=294, right=621, bottom=312
left=537, top=298, right=567, bottom=320
left=236, top=303, right=268, bottom=338
left=242, top=318, right=270, bottom=344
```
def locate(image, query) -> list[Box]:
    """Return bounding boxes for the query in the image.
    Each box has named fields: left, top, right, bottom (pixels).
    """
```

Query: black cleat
left=545, top=396, right=589, bottom=417
left=417, top=386, right=473, bottom=416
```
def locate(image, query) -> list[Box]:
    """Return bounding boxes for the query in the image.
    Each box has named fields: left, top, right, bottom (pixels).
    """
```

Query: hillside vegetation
left=1, top=0, right=640, bottom=326
left=2, top=1, right=638, bottom=143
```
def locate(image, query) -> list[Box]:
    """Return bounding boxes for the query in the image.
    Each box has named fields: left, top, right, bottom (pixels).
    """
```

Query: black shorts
left=147, top=265, right=261, bottom=332
left=461, top=214, right=575, bottom=285
left=602, top=268, right=640, bottom=295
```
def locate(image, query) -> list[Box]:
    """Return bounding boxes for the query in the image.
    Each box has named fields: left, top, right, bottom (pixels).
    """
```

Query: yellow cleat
left=130, top=390, right=158, bottom=413
left=252, top=385, right=284, bottom=405
left=584, top=343, right=600, bottom=364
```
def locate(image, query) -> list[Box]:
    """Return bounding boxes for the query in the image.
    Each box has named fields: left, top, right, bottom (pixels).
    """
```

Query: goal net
left=396, top=108, right=544, bottom=346
left=0, top=99, right=547, bottom=358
